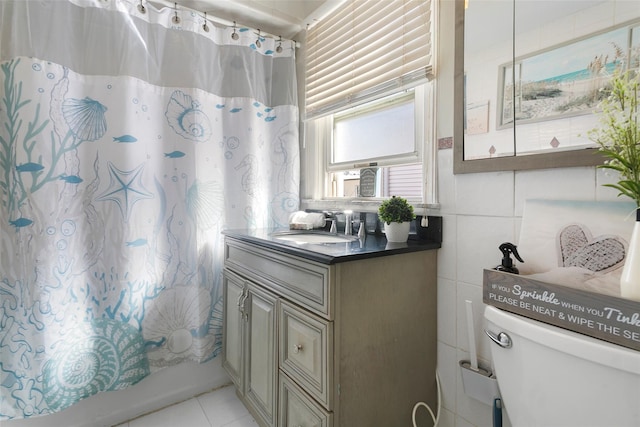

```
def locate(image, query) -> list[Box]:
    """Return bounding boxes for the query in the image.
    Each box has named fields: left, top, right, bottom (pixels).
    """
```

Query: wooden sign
left=359, top=168, right=377, bottom=197
left=483, top=269, right=640, bottom=351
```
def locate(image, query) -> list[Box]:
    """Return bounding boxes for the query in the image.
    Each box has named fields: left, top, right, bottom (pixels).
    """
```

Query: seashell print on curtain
left=0, top=0, right=299, bottom=420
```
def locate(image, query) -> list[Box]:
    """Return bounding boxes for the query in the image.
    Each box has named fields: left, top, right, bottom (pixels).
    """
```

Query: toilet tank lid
left=484, top=305, right=640, bottom=375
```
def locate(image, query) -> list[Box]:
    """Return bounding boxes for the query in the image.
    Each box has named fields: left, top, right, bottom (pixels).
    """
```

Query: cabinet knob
left=292, top=344, right=303, bottom=354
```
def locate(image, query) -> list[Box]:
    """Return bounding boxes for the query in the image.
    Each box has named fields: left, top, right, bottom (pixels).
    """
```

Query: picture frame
left=497, top=21, right=640, bottom=128
left=465, top=100, right=489, bottom=135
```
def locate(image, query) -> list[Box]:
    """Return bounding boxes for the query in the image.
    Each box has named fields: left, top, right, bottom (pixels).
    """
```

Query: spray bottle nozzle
left=496, top=242, right=523, bottom=274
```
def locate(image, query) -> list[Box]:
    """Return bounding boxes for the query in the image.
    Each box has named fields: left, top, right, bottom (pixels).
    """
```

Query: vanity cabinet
left=222, top=235, right=437, bottom=426
left=223, top=270, right=278, bottom=426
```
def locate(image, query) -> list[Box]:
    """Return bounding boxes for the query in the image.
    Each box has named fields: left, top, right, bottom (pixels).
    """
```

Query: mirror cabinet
left=454, top=0, right=640, bottom=173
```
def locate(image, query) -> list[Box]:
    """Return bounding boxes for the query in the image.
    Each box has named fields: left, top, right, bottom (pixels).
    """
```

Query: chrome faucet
left=323, top=211, right=338, bottom=234
left=324, top=210, right=357, bottom=235
left=344, top=210, right=353, bottom=235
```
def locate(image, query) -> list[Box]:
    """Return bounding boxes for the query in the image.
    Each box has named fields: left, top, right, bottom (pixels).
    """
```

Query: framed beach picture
left=465, top=100, right=490, bottom=135
left=498, top=21, right=640, bottom=128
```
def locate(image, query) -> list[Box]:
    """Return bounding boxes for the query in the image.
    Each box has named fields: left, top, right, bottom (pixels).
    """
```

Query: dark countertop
left=222, top=228, right=441, bottom=265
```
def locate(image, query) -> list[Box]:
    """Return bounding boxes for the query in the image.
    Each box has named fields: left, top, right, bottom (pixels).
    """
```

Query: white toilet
left=484, top=305, right=640, bottom=426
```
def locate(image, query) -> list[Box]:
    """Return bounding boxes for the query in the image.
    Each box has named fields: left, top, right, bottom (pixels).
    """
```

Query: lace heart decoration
left=557, top=223, right=627, bottom=273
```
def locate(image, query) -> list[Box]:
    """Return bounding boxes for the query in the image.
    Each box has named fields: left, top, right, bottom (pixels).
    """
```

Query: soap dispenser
left=495, top=242, right=524, bottom=274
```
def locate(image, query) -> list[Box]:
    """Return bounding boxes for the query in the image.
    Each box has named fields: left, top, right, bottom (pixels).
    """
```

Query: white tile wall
left=436, top=149, right=457, bottom=214
left=455, top=172, right=514, bottom=217
left=437, top=214, right=458, bottom=281
left=436, top=159, right=605, bottom=426
left=437, top=277, right=457, bottom=348
left=455, top=215, right=516, bottom=286
left=513, top=167, right=596, bottom=216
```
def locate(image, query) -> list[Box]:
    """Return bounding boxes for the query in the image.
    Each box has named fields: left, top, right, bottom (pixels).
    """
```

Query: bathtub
left=5, top=359, right=230, bottom=427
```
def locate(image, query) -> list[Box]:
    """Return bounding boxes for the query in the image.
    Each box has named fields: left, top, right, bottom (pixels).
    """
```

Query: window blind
left=386, top=164, right=423, bottom=198
left=305, top=0, right=433, bottom=119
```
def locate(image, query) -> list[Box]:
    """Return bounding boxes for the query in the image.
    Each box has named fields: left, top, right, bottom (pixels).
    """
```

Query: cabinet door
left=222, top=271, right=246, bottom=392
left=245, top=283, right=278, bottom=427
left=279, top=374, right=332, bottom=427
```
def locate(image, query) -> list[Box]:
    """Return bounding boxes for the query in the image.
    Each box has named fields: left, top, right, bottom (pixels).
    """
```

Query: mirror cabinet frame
left=452, top=0, right=605, bottom=174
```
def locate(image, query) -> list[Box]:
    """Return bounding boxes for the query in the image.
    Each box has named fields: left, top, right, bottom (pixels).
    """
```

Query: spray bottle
left=494, top=242, right=523, bottom=274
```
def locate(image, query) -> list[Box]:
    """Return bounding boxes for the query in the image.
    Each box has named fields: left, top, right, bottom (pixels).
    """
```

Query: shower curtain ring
left=202, top=12, right=210, bottom=32
left=137, top=0, right=146, bottom=14
left=231, top=21, right=239, bottom=40
left=276, top=36, right=283, bottom=53
left=172, top=2, right=180, bottom=24
left=255, top=30, right=262, bottom=48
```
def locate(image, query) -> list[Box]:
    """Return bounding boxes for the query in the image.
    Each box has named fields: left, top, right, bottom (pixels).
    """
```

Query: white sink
left=271, top=231, right=357, bottom=244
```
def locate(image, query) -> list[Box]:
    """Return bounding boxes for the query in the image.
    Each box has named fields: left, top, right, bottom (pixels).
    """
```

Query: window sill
left=301, top=198, right=440, bottom=212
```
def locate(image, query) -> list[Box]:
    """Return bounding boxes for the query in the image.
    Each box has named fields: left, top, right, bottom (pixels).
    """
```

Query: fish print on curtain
left=0, top=55, right=299, bottom=418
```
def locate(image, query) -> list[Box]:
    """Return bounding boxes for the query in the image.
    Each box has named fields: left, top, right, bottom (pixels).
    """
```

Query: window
left=301, top=0, right=437, bottom=205
left=326, top=88, right=427, bottom=200
left=331, top=92, right=416, bottom=167
left=303, top=84, right=434, bottom=203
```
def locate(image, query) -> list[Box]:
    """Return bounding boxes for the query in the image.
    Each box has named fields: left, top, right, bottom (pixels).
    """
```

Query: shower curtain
left=0, top=0, right=299, bottom=420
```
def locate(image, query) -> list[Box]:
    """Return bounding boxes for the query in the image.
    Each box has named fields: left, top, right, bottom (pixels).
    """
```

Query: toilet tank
left=485, top=305, right=640, bottom=427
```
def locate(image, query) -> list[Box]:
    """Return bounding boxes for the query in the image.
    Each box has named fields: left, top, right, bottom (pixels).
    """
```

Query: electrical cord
left=412, top=370, right=442, bottom=427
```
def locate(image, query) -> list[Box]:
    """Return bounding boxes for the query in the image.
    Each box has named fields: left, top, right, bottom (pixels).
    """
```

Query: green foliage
left=589, top=70, right=640, bottom=206
left=378, top=196, right=415, bottom=224
left=1, top=58, right=53, bottom=217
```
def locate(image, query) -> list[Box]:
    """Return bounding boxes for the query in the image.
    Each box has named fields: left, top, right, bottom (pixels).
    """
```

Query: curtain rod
left=144, top=0, right=300, bottom=48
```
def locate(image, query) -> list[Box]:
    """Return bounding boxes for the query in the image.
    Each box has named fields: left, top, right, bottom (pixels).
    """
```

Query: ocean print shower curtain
left=0, top=0, right=299, bottom=420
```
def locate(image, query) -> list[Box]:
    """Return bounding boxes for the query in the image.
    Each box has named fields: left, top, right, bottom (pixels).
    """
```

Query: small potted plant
left=378, top=196, right=415, bottom=242
left=589, top=69, right=640, bottom=300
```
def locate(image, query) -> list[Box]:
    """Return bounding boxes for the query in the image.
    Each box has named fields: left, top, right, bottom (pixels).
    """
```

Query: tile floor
left=114, top=384, right=257, bottom=427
